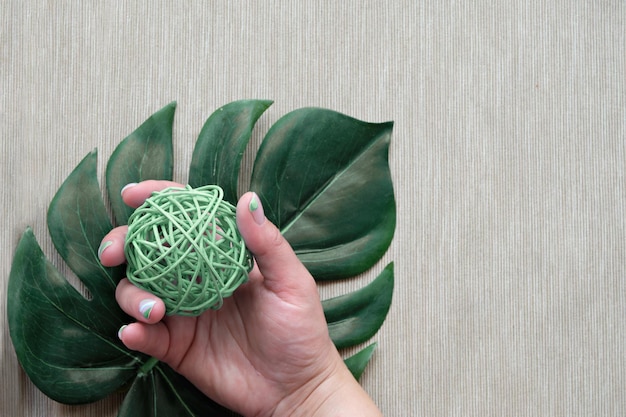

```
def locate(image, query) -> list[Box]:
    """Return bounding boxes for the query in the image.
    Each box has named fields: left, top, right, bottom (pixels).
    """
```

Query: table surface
left=2, top=2, right=625, bottom=416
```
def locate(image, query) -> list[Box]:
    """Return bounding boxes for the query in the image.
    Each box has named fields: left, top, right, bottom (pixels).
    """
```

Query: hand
left=99, top=181, right=382, bottom=417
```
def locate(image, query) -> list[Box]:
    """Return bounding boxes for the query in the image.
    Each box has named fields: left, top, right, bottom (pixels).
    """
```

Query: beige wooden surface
left=2, top=1, right=625, bottom=416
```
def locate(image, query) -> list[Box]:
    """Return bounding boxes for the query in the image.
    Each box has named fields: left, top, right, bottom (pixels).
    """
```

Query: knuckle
left=266, top=225, right=285, bottom=250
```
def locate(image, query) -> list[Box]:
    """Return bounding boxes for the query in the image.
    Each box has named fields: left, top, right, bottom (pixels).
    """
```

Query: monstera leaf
left=250, top=108, right=395, bottom=280
left=106, top=102, right=175, bottom=226
left=8, top=101, right=395, bottom=416
left=188, top=99, right=273, bottom=205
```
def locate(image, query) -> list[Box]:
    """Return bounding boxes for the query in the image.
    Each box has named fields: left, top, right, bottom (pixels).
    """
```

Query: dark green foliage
left=8, top=102, right=395, bottom=416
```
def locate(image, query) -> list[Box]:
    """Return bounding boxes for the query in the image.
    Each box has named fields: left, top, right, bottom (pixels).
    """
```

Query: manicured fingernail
left=98, top=240, right=113, bottom=259
left=121, top=182, right=138, bottom=196
left=249, top=192, right=265, bottom=225
left=139, top=299, right=156, bottom=319
left=117, top=325, right=128, bottom=340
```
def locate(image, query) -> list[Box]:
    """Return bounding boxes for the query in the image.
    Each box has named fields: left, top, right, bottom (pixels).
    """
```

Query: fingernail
left=117, top=325, right=128, bottom=340
left=249, top=192, right=265, bottom=225
left=139, top=299, right=157, bottom=319
left=98, top=240, right=113, bottom=259
left=121, top=182, right=138, bottom=196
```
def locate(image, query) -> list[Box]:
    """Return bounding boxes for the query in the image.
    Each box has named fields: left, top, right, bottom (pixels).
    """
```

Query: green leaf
left=9, top=151, right=234, bottom=415
left=344, top=343, right=378, bottom=381
left=8, top=228, right=139, bottom=404
left=106, top=102, right=175, bottom=225
left=47, top=150, right=124, bottom=307
left=117, top=364, right=233, bottom=417
left=250, top=108, right=395, bottom=280
left=189, top=99, right=272, bottom=204
left=9, top=102, right=396, bottom=416
left=323, top=263, right=394, bottom=349
left=9, top=151, right=137, bottom=404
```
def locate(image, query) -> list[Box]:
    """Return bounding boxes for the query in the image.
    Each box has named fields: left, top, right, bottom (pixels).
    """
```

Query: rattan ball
left=124, top=185, right=253, bottom=316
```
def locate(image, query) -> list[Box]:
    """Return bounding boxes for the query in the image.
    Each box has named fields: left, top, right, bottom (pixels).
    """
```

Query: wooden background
left=2, top=1, right=625, bottom=416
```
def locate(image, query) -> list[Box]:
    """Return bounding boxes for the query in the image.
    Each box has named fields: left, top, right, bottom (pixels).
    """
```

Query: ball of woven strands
left=124, top=185, right=253, bottom=316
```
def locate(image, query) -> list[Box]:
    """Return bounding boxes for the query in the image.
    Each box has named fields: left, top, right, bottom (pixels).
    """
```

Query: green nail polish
left=249, top=196, right=259, bottom=211
left=249, top=193, right=265, bottom=225
left=98, top=241, right=113, bottom=258
left=139, top=299, right=156, bottom=319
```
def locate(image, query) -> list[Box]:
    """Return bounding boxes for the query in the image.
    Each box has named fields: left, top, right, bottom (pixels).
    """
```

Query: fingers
left=98, top=180, right=185, bottom=266
left=117, top=314, right=200, bottom=370
left=117, top=321, right=171, bottom=361
left=116, top=278, right=166, bottom=323
left=115, top=277, right=169, bottom=359
left=110, top=180, right=193, bottom=364
left=98, top=226, right=128, bottom=267
left=121, top=180, right=184, bottom=208
left=236, top=192, right=314, bottom=294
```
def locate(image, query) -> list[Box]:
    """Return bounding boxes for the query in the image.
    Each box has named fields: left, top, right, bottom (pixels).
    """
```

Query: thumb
left=236, top=192, right=314, bottom=294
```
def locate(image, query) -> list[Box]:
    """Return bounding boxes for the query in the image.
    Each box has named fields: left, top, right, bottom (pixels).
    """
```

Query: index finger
left=121, top=180, right=185, bottom=208
left=99, top=180, right=185, bottom=267
left=99, top=225, right=129, bottom=267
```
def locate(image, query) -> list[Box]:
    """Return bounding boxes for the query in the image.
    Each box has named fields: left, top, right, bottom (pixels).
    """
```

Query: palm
left=156, top=268, right=335, bottom=415
left=103, top=183, right=345, bottom=416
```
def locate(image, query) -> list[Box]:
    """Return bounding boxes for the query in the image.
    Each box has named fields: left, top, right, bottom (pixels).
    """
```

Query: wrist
left=271, top=352, right=382, bottom=417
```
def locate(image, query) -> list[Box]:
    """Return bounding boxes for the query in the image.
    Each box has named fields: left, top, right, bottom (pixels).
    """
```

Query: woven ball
left=124, top=185, right=253, bottom=316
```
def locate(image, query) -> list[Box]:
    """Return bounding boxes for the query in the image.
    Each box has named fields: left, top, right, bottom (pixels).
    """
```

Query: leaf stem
left=138, top=356, right=160, bottom=376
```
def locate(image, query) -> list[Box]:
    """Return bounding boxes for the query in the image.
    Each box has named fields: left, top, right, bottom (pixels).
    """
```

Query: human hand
left=99, top=181, right=382, bottom=417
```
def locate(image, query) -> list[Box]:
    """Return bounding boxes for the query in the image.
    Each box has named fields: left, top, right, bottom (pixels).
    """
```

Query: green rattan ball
left=124, top=185, right=253, bottom=316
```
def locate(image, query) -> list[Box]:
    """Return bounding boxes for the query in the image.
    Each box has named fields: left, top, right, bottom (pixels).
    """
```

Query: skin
left=100, top=180, right=383, bottom=417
